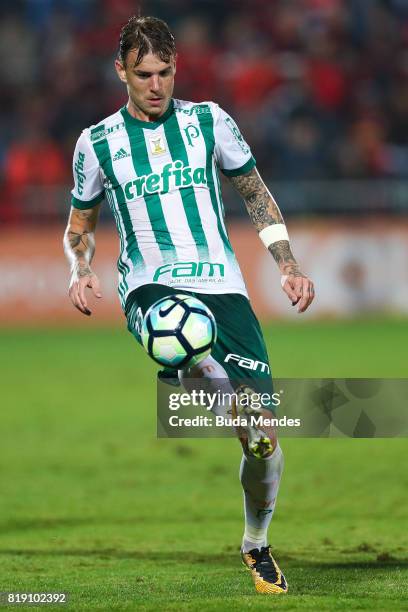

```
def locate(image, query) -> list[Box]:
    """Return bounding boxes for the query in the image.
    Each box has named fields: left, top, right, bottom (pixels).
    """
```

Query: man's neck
left=126, top=99, right=170, bottom=123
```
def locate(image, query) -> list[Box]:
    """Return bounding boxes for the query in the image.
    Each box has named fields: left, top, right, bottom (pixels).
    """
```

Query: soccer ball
left=141, top=294, right=217, bottom=368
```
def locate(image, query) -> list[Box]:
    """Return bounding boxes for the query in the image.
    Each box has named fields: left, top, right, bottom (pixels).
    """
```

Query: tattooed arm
left=228, top=167, right=315, bottom=312
left=63, top=205, right=102, bottom=316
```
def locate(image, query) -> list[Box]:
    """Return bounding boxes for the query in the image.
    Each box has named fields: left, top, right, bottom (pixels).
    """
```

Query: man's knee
left=180, top=355, right=229, bottom=380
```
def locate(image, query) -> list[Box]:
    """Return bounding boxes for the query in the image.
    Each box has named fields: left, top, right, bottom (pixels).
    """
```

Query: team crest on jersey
left=184, top=124, right=200, bottom=147
left=149, top=136, right=166, bottom=156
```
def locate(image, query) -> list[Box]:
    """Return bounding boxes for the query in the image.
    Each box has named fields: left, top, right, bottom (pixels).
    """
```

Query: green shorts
left=125, top=284, right=273, bottom=394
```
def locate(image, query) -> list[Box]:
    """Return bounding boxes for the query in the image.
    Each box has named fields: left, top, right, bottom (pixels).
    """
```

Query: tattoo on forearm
left=77, top=264, right=93, bottom=277
left=269, top=241, right=304, bottom=277
left=67, top=230, right=95, bottom=261
left=63, top=205, right=100, bottom=278
left=64, top=229, right=96, bottom=275
left=229, top=168, right=306, bottom=277
left=76, top=209, right=96, bottom=222
left=229, top=168, right=283, bottom=231
left=68, top=231, right=89, bottom=251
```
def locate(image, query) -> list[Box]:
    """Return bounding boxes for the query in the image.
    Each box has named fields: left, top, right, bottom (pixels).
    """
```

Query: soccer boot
left=232, top=384, right=273, bottom=458
left=242, top=545, right=288, bottom=594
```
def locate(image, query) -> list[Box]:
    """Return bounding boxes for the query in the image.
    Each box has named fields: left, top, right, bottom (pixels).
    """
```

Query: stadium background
left=0, top=1, right=407, bottom=609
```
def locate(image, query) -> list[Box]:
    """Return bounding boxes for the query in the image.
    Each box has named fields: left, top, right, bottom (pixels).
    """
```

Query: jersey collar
left=120, top=99, right=174, bottom=129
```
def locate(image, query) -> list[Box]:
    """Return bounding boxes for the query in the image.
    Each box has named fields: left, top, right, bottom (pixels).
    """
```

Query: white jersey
left=71, top=99, right=256, bottom=309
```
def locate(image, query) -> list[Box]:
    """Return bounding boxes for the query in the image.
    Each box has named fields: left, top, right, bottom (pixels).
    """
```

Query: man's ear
left=115, top=59, right=127, bottom=84
left=173, top=53, right=177, bottom=76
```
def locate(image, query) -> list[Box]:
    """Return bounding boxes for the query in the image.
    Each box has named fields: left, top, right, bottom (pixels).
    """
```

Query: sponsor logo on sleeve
left=90, top=122, right=125, bottom=143
left=224, top=117, right=250, bottom=155
left=74, top=151, right=86, bottom=195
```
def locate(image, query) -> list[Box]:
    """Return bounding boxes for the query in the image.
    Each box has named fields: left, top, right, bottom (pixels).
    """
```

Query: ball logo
left=159, top=298, right=187, bottom=317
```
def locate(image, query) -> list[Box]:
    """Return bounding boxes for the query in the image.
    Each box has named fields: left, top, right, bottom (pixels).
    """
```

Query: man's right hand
left=68, top=268, right=102, bottom=316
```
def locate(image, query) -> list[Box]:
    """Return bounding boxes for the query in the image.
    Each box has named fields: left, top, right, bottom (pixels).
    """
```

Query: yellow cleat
left=242, top=546, right=288, bottom=594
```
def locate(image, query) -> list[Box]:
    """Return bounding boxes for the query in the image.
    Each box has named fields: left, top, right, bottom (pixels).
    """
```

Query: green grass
left=0, top=319, right=407, bottom=610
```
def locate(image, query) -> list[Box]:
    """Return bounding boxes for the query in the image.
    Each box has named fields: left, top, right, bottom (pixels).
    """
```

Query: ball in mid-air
left=141, top=294, right=217, bottom=368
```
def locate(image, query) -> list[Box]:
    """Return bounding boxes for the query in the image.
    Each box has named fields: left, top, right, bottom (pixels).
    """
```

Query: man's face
left=115, top=51, right=176, bottom=119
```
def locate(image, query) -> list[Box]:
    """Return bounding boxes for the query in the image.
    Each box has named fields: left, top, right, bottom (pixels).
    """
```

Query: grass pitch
left=0, top=319, right=407, bottom=610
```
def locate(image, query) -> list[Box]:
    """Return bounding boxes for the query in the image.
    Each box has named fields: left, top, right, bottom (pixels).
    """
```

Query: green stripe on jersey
left=91, top=125, right=145, bottom=272
left=197, top=108, right=233, bottom=256
left=122, top=115, right=176, bottom=263
left=71, top=192, right=104, bottom=209
left=163, top=113, right=209, bottom=259
left=105, top=189, right=129, bottom=299
left=221, top=156, right=256, bottom=177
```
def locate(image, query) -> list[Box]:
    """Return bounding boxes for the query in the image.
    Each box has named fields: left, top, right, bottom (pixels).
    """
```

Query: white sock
left=240, top=443, right=284, bottom=552
left=178, top=355, right=234, bottom=416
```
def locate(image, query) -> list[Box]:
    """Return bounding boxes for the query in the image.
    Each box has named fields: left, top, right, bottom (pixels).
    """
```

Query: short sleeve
left=71, top=130, right=104, bottom=209
left=213, top=106, right=256, bottom=177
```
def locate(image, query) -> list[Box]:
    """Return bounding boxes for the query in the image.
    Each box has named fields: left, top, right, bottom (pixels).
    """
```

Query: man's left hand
left=281, top=273, right=315, bottom=313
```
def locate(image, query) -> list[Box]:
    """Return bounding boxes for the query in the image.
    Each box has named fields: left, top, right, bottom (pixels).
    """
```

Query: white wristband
left=259, top=224, right=289, bottom=248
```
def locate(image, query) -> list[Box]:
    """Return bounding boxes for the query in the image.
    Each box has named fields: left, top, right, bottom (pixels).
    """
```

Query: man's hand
left=227, top=168, right=315, bottom=314
left=68, top=266, right=102, bottom=316
left=281, top=272, right=315, bottom=313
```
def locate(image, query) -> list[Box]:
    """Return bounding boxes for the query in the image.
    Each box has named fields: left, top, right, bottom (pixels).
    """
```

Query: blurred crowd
left=1, top=0, right=407, bottom=224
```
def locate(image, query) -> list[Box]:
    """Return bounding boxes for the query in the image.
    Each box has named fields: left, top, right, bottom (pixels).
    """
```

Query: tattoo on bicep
left=229, top=169, right=283, bottom=231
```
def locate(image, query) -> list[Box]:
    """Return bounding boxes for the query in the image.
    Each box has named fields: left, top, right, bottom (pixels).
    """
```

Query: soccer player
left=63, top=16, right=314, bottom=595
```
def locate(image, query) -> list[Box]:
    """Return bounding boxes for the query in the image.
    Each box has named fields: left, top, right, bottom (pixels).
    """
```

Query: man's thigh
left=126, top=286, right=277, bottom=444
left=125, top=283, right=181, bottom=344
left=126, top=286, right=274, bottom=398
left=198, top=293, right=273, bottom=392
